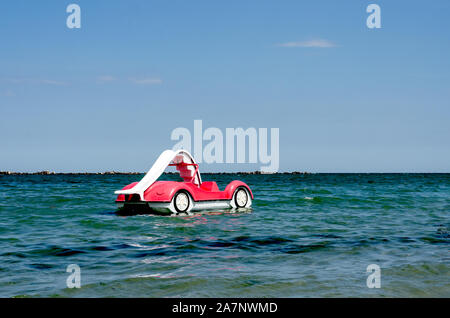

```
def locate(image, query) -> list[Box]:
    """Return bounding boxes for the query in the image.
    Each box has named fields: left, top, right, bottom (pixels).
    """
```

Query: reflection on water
left=116, top=205, right=253, bottom=218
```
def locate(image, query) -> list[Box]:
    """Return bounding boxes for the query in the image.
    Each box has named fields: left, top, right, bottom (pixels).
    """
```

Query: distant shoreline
left=0, top=171, right=448, bottom=175
left=0, top=170, right=309, bottom=176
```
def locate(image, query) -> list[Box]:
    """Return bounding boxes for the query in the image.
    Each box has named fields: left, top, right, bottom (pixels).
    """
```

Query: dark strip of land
left=0, top=170, right=309, bottom=175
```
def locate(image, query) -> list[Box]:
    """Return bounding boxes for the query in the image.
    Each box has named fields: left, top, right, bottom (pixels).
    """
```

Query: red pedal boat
left=115, top=149, right=253, bottom=214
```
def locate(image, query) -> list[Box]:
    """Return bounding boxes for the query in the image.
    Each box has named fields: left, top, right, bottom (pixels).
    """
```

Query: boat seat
left=176, top=164, right=198, bottom=184
left=200, top=181, right=219, bottom=192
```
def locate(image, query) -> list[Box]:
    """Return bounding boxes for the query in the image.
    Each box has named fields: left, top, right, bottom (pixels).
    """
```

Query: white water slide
left=114, top=149, right=201, bottom=201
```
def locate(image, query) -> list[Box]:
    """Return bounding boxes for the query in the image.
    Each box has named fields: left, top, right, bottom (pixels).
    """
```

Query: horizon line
left=1, top=171, right=449, bottom=175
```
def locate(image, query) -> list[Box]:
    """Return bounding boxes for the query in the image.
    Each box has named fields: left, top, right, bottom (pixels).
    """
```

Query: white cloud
left=277, top=39, right=337, bottom=48
left=39, top=79, right=67, bottom=86
left=129, top=77, right=162, bottom=85
left=1, top=78, right=67, bottom=85
left=97, top=75, right=117, bottom=83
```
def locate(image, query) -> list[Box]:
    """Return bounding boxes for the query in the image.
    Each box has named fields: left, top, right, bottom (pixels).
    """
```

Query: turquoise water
left=0, top=174, right=449, bottom=297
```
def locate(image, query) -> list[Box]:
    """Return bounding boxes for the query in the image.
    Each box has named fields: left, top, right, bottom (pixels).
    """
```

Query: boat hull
left=117, top=199, right=235, bottom=214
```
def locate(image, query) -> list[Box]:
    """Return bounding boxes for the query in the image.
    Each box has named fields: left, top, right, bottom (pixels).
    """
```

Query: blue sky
left=1, top=0, right=449, bottom=172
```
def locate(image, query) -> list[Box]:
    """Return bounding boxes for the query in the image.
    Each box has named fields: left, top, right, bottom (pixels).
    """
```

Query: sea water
left=0, top=173, right=448, bottom=297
